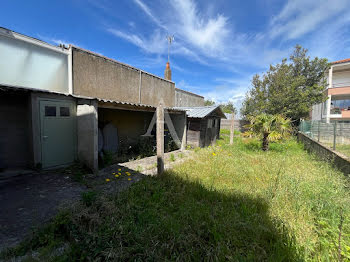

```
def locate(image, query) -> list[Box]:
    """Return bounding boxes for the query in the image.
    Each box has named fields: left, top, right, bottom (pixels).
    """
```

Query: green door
left=40, top=100, right=76, bottom=168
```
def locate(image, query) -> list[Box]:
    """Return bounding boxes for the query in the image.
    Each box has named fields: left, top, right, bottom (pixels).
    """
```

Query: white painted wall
left=311, top=103, right=322, bottom=120
left=0, top=32, right=70, bottom=93
left=332, top=70, right=350, bottom=87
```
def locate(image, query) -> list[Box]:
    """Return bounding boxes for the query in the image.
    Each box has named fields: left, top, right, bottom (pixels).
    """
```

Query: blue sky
left=2, top=0, right=350, bottom=115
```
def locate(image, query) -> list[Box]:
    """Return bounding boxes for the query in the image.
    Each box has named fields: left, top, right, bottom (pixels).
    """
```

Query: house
left=1, top=27, right=220, bottom=174
left=70, top=46, right=188, bottom=171
left=311, top=58, right=350, bottom=123
left=0, top=27, right=75, bottom=171
left=174, top=106, right=226, bottom=147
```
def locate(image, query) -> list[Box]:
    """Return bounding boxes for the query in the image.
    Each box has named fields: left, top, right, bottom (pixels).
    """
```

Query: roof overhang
left=0, top=84, right=184, bottom=114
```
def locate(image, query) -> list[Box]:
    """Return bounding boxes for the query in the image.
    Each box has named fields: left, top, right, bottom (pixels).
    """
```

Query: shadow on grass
left=1, top=167, right=303, bottom=261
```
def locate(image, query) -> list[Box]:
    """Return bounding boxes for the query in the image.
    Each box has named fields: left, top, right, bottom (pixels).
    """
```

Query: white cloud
left=270, top=0, right=349, bottom=40
left=169, top=0, right=230, bottom=55
left=107, top=28, right=167, bottom=55
left=93, top=0, right=350, bottom=105
left=132, top=0, right=166, bottom=29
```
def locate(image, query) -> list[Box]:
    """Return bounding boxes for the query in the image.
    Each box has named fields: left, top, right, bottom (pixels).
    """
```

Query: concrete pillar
left=157, top=104, right=164, bottom=175
left=230, top=113, right=235, bottom=145
left=181, top=113, right=187, bottom=151
left=326, top=94, right=332, bottom=124
left=329, top=67, right=333, bottom=89
left=326, top=67, right=333, bottom=124
left=77, top=99, right=98, bottom=174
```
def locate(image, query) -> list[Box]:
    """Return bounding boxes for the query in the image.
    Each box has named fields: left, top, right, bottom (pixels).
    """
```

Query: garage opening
left=0, top=91, right=31, bottom=170
left=97, top=106, right=183, bottom=168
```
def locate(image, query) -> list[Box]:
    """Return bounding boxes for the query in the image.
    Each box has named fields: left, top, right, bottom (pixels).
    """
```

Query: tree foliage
left=204, top=100, right=236, bottom=114
left=241, top=45, right=329, bottom=122
left=244, top=114, right=291, bottom=151
left=220, top=102, right=237, bottom=114
left=204, top=99, right=215, bottom=106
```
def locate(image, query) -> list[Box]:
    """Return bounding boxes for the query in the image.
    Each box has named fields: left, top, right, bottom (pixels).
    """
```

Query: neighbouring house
left=311, top=58, right=350, bottom=123
left=174, top=106, right=226, bottom=148
left=1, top=27, right=218, bottom=174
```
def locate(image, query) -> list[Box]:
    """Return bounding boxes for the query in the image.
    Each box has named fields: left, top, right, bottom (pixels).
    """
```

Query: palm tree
left=245, top=114, right=291, bottom=151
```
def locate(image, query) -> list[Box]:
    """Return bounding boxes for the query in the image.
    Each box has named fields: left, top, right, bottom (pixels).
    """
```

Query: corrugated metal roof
left=173, top=106, right=226, bottom=118
left=0, top=84, right=183, bottom=112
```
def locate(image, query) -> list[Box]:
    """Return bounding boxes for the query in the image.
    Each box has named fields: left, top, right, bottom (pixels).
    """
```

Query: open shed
left=175, top=106, right=226, bottom=148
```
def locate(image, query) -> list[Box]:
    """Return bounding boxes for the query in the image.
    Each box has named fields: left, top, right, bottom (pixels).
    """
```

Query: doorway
left=39, top=99, right=76, bottom=168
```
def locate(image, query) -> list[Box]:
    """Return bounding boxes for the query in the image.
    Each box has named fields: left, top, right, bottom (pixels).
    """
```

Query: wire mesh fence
left=299, top=120, right=350, bottom=158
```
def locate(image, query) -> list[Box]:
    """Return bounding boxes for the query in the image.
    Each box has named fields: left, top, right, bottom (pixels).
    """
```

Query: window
left=207, top=119, right=213, bottom=128
left=45, top=106, right=56, bottom=117
left=215, top=119, right=219, bottom=128
left=330, top=98, right=350, bottom=114
left=60, top=107, right=70, bottom=117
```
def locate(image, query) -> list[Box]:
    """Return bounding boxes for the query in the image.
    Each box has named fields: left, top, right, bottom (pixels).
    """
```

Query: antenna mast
left=166, top=35, right=174, bottom=62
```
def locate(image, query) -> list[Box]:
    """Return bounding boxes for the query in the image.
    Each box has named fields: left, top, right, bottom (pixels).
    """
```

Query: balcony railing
left=330, top=82, right=350, bottom=88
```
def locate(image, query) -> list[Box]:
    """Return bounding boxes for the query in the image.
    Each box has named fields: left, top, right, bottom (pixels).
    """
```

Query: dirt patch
left=0, top=150, right=193, bottom=252
left=0, top=171, right=85, bottom=251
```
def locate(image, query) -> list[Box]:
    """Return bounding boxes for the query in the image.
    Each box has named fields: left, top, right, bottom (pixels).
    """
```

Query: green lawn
left=2, top=134, right=350, bottom=261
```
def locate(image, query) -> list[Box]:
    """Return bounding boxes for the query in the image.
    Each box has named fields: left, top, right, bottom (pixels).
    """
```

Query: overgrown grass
left=335, top=144, right=350, bottom=158
left=2, top=135, right=350, bottom=261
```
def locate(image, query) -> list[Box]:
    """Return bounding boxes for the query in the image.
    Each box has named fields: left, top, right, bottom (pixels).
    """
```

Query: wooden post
left=230, top=113, right=235, bottom=145
left=157, top=103, right=164, bottom=175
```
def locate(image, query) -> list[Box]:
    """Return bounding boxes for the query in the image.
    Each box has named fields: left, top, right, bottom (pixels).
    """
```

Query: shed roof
left=173, top=106, right=226, bottom=118
left=0, top=84, right=184, bottom=113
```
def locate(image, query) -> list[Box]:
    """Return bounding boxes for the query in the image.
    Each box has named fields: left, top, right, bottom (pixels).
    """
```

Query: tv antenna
left=166, top=35, right=174, bottom=62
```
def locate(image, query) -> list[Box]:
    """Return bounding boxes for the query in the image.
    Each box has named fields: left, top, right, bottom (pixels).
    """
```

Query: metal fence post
left=333, top=121, right=337, bottom=150
left=301, top=120, right=304, bottom=133
left=317, top=121, right=320, bottom=142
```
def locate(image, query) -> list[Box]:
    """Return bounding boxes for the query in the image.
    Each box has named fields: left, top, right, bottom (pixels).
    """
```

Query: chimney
left=164, top=62, right=172, bottom=81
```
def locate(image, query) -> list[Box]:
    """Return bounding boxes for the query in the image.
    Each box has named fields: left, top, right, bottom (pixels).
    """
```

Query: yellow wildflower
left=118, top=169, right=121, bottom=171
left=106, top=178, right=110, bottom=182
left=212, top=152, right=216, bottom=156
left=112, top=172, right=116, bottom=175
left=128, top=178, right=132, bottom=181
left=118, top=173, right=121, bottom=175
left=115, top=174, right=119, bottom=177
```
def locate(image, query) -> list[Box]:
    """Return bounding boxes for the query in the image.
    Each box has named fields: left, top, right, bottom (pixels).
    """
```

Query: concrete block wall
left=72, top=48, right=175, bottom=107
left=175, top=88, right=204, bottom=107
left=220, top=119, right=249, bottom=132
left=298, top=132, right=350, bottom=175
left=77, top=99, right=98, bottom=173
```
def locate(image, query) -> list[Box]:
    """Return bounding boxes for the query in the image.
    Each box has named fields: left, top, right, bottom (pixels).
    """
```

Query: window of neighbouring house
left=330, top=99, right=350, bottom=114
left=60, top=107, right=70, bottom=117
left=45, top=106, right=56, bottom=117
